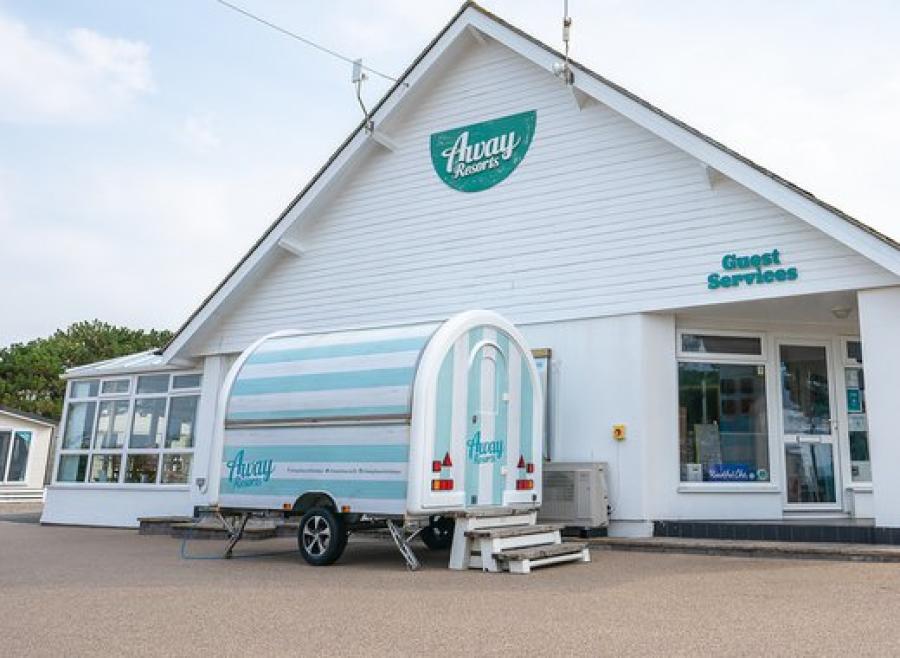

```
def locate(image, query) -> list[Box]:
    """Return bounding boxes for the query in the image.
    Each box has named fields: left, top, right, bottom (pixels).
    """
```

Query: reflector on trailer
left=526, top=463, right=535, bottom=474
left=432, top=460, right=442, bottom=472
left=442, top=452, right=453, bottom=467
left=517, top=454, right=526, bottom=469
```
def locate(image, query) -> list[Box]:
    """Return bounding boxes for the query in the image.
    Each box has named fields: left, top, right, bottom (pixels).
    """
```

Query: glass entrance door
left=778, top=342, right=840, bottom=507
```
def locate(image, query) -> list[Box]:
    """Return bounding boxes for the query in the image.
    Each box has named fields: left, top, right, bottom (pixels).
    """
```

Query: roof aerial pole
left=554, top=0, right=574, bottom=84
left=351, top=59, right=374, bottom=133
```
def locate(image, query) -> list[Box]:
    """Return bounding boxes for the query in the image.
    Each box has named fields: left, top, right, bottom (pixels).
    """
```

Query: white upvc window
left=0, top=429, right=33, bottom=483
left=677, top=329, right=771, bottom=485
left=55, top=372, right=202, bottom=486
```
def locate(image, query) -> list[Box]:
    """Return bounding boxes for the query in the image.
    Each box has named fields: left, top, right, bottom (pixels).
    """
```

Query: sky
left=1, top=0, right=898, bottom=346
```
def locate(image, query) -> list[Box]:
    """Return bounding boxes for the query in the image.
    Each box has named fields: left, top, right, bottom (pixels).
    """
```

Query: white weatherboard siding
left=192, top=36, right=898, bottom=358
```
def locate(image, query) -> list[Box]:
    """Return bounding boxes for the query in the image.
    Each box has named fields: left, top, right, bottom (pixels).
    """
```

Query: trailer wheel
left=421, top=516, right=454, bottom=550
left=298, top=507, right=347, bottom=566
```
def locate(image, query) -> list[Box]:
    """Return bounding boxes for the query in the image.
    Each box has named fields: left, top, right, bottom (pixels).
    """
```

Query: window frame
left=676, top=328, right=776, bottom=492
left=677, top=329, right=767, bottom=364
left=53, top=371, right=202, bottom=488
left=0, top=427, right=33, bottom=483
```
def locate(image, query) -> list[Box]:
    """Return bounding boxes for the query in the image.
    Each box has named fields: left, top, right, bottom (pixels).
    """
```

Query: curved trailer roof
left=224, top=323, right=439, bottom=425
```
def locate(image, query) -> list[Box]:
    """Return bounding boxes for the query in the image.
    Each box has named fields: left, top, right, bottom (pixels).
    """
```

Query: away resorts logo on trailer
left=226, top=449, right=274, bottom=488
left=430, top=110, right=536, bottom=192
left=466, top=430, right=504, bottom=464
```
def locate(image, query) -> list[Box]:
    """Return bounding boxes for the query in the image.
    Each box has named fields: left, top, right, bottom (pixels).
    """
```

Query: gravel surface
left=2, top=518, right=900, bottom=657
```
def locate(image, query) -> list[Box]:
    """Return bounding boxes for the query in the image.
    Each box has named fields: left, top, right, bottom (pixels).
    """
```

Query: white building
left=0, top=406, right=56, bottom=502
left=42, top=3, right=900, bottom=537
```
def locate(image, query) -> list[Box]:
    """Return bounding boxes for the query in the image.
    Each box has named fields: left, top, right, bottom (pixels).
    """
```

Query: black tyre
left=298, top=507, right=347, bottom=566
left=421, top=516, right=454, bottom=550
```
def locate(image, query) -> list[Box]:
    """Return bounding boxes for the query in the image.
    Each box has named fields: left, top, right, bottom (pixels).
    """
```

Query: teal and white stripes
left=226, top=325, right=436, bottom=423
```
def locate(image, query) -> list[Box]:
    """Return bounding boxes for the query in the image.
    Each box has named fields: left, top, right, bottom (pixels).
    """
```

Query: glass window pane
left=0, top=431, right=10, bottom=481
left=57, top=455, right=89, bottom=482
left=94, top=400, right=130, bottom=449
left=161, top=454, right=192, bottom=484
left=137, top=374, right=169, bottom=394
left=6, top=431, right=32, bottom=482
left=846, top=340, right=863, bottom=364
left=679, top=362, right=770, bottom=482
left=125, top=454, right=159, bottom=484
left=63, top=401, right=97, bottom=449
left=172, top=374, right=202, bottom=389
left=89, top=454, right=121, bottom=483
left=785, top=443, right=836, bottom=503
left=70, top=380, right=99, bottom=398
left=130, top=398, right=167, bottom=448
left=101, top=379, right=130, bottom=395
left=166, top=396, right=198, bottom=448
left=780, top=345, right=831, bottom=435
left=681, top=334, right=762, bottom=356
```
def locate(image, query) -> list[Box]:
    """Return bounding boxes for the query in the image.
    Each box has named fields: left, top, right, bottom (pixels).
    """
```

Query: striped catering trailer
left=214, top=310, right=544, bottom=565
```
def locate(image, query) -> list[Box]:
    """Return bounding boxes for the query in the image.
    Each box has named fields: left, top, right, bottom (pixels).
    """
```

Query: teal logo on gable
left=430, top=110, right=536, bottom=192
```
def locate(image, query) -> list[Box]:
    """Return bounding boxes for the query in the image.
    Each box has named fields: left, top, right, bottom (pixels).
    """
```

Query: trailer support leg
left=221, top=512, right=251, bottom=559
left=387, top=519, right=421, bottom=571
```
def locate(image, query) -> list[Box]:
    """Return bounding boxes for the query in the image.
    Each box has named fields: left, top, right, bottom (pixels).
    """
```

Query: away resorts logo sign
left=226, top=449, right=274, bottom=489
left=430, top=110, right=536, bottom=192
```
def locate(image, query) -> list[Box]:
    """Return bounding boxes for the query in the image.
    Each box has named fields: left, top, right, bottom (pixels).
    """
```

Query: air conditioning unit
left=538, top=462, right=609, bottom=529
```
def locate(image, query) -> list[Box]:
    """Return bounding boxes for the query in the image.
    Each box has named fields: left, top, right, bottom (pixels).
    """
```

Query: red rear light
left=431, top=479, right=454, bottom=491
left=432, top=460, right=442, bottom=473
left=526, top=463, right=535, bottom=474
left=515, top=479, right=534, bottom=491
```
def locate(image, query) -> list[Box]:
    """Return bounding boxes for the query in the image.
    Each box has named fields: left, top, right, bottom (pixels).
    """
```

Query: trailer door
left=464, top=334, right=509, bottom=507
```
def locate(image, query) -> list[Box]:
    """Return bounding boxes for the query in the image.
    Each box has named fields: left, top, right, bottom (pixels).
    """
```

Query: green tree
left=0, top=321, right=173, bottom=419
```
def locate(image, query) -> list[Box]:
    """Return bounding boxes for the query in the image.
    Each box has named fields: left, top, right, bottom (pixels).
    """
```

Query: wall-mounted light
left=831, top=306, right=853, bottom=320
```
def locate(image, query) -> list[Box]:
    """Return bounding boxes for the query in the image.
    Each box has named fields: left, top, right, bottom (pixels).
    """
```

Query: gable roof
left=0, top=406, right=57, bottom=428
left=161, top=1, right=900, bottom=359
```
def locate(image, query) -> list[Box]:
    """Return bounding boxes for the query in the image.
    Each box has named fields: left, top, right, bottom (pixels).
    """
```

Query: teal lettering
left=763, top=270, right=775, bottom=283
left=707, top=273, right=720, bottom=290
left=772, top=249, right=781, bottom=265
left=775, top=269, right=787, bottom=281
left=786, top=267, right=798, bottom=281
left=722, top=254, right=737, bottom=270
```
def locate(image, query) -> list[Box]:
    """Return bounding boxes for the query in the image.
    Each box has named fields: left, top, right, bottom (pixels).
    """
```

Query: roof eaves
left=471, top=3, right=900, bottom=253
left=0, top=406, right=58, bottom=427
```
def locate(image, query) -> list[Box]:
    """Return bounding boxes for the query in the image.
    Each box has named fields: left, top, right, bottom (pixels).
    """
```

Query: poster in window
left=847, top=388, right=862, bottom=414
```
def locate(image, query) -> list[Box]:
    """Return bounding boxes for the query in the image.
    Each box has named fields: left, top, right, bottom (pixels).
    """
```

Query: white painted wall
left=41, top=486, right=193, bottom=527
left=858, top=286, right=900, bottom=527
left=192, top=36, right=897, bottom=357
left=0, top=413, right=54, bottom=498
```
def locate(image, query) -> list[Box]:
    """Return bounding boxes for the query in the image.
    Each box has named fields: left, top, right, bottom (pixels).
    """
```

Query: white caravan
left=213, top=310, right=548, bottom=567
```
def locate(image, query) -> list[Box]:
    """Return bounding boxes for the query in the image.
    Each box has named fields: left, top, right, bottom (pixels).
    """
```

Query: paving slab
left=591, top=536, right=900, bottom=562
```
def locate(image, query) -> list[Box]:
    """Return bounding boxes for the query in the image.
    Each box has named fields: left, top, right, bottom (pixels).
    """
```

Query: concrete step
left=590, top=536, right=900, bottom=563
left=465, top=523, right=565, bottom=539
left=138, top=516, right=196, bottom=535
left=170, top=519, right=277, bottom=540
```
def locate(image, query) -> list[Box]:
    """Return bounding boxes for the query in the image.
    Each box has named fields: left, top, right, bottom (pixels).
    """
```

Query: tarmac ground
left=2, top=505, right=900, bottom=657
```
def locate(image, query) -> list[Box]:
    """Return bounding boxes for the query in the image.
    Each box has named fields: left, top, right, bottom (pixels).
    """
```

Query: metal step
left=465, top=523, right=565, bottom=539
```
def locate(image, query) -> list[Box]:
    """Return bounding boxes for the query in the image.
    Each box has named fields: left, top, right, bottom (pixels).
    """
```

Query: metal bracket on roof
left=568, top=85, right=594, bottom=111
left=369, top=129, right=399, bottom=152
left=701, top=163, right=727, bottom=189
left=277, top=235, right=306, bottom=257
